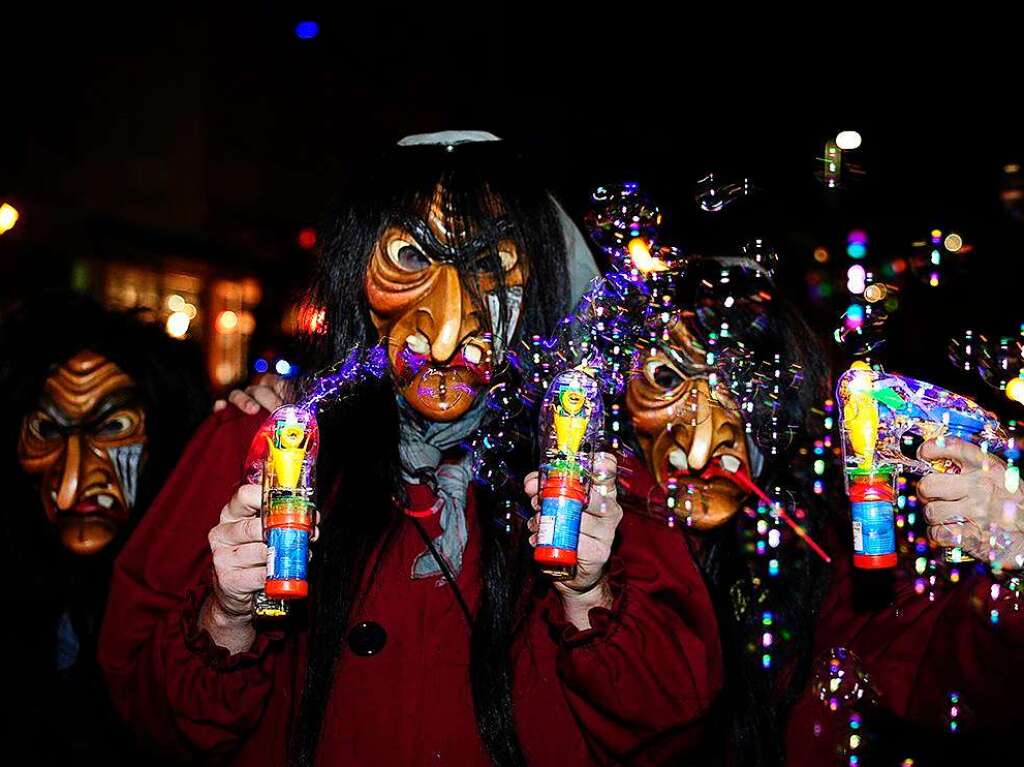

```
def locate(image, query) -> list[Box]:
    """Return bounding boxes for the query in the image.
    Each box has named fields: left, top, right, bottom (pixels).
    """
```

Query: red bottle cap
left=266, top=579, right=308, bottom=599
left=534, top=546, right=578, bottom=567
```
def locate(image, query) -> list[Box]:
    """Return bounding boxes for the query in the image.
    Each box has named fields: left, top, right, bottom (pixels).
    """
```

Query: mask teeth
left=668, top=447, right=689, bottom=471
left=463, top=343, right=483, bottom=366
left=720, top=455, right=741, bottom=474
left=406, top=334, right=430, bottom=356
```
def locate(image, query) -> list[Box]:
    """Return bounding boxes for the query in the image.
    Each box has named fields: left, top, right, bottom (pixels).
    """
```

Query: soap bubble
left=812, top=647, right=877, bottom=712
left=585, top=183, right=662, bottom=257
left=695, top=172, right=754, bottom=213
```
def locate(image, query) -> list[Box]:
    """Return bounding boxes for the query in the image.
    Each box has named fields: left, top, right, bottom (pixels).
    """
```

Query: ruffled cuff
left=182, top=585, right=285, bottom=671
left=543, top=556, right=628, bottom=647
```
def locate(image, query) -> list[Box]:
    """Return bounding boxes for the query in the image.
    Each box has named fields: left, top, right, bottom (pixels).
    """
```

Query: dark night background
left=2, top=7, right=1021, bottom=414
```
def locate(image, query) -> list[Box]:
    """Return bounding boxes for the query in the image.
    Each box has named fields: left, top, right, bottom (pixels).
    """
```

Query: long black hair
left=680, top=290, right=834, bottom=767
left=290, top=140, right=570, bottom=767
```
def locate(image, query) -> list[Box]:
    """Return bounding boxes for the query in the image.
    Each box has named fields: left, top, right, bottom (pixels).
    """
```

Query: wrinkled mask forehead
left=17, top=350, right=149, bottom=555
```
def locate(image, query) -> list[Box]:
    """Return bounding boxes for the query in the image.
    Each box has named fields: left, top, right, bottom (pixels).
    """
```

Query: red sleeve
left=813, top=527, right=1024, bottom=731
left=540, top=501, right=723, bottom=765
left=98, top=409, right=293, bottom=760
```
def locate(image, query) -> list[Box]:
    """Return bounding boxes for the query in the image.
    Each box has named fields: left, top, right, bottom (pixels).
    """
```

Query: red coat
left=98, top=409, right=722, bottom=766
left=616, top=455, right=1024, bottom=764
left=783, top=521, right=1024, bottom=764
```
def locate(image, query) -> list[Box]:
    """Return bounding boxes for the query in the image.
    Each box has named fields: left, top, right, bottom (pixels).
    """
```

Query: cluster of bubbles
left=584, top=183, right=663, bottom=259
left=297, top=345, right=389, bottom=413
left=948, top=329, right=1024, bottom=392
left=695, top=172, right=754, bottom=213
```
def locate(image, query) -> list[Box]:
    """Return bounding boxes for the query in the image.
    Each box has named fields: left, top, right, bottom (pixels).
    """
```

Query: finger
left=248, top=385, right=285, bottom=413
left=586, top=479, right=620, bottom=518
left=228, top=389, right=262, bottom=415
left=524, top=472, right=539, bottom=497
left=223, top=566, right=267, bottom=596
left=592, top=452, right=618, bottom=484
left=928, top=523, right=982, bottom=551
left=923, top=499, right=970, bottom=527
left=917, top=472, right=969, bottom=503
left=215, top=541, right=267, bottom=568
left=919, top=437, right=989, bottom=471
left=527, top=513, right=539, bottom=533
left=213, top=399, right=227, bottom=412
left=212, top=515, right=264, bottom=547
left=528, top=533, right=537, bottom=548
left=222, top=484, right=262, bottom=522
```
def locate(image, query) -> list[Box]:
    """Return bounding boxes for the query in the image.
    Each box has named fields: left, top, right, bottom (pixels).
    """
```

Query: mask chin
left=55, top=514, right=120, bottom=555
left=399, top=364, right=480, bottom=422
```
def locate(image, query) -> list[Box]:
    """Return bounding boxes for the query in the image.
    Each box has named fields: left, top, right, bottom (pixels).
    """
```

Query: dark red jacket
left=617, top=455, right=1024, bottom=765
left=98, top=409, right=723, bottom=766
left=783, top=521, right=1024, bottom=765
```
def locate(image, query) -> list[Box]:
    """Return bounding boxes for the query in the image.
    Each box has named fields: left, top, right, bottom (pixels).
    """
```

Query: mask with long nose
left=365, top=196, right=526, bottom=422
left=17, top=351, right=148, bottom=555
left=626, top=321, right=752, bottom=529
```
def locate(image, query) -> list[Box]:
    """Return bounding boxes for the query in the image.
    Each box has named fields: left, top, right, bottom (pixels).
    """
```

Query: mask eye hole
left=498, top=249, right=517, bottom=272
left=471, top=248, right=518, bottom=275
left=96, top=413, right=136, bottom=439
left=644, top=359, right=686, bottom=392
left=27, top=413, right=61, bottom=442
left=386, top=238, right=431, bottom=273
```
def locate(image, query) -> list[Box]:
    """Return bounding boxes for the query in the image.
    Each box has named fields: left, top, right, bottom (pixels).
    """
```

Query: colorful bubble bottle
left=535, top=368, right=603, bottom=580
left=243, top=405, right=319, bottom=616
left=837, top=361, right=1008, bottom=568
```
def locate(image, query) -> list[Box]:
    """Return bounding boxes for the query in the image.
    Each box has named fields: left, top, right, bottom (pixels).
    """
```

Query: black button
left=347, top=621, right=387, bottom=656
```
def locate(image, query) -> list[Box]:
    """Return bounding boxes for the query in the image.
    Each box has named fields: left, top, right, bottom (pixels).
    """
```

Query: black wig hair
left=663, top=273, right=833, bottom=767
left=0, top=291, right=210, bottom=747
left=697, top=298, right=834, bottom=767
left=290, top=139, right=571, bottom=767
left=609, top=258, right=834, bottom=766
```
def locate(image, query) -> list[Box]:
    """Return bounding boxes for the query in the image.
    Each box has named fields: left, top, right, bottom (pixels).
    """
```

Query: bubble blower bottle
left=242, top=405, right=320, bottom=618
left=535, top=367, right=604, bottom=580
left=837, top=361, right=1008, bottom=569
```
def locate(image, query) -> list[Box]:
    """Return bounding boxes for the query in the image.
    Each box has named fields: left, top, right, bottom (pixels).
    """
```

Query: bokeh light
left=835, top=131, right=862, bottom=150
left=0, top=202, right=19, bottom=234
left=294, top=21, right=319, bottom=39
left=165, top=311, right=190, bottom=338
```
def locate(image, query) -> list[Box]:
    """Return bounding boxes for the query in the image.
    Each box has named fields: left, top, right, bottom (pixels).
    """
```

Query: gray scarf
left=398, top=395, right=486, bottom=580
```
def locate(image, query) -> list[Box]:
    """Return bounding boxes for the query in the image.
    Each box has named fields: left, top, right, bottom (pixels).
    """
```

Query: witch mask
left=365, top=192, right=526, bottom=422
left=18, top=351, right=147, bottom=555
left=626, top=321, right=753, bottom=529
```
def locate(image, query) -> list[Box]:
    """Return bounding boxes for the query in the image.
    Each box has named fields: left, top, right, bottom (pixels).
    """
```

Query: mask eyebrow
left=660, top=343, right=710, bottom=377
left=36, top=388, right=140, bottom=431
left=399, top=215, right=513, bottom=264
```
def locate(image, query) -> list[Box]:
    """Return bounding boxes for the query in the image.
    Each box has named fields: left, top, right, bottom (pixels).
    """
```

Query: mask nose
left=672, top=380, right=741, bottom=473
left=418, top=265, right=480, bottom=363
left=55, top=433, right=83, bottom=511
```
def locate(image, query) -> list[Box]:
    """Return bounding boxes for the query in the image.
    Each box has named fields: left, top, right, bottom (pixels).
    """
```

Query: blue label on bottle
left=267, top=527, right=308, bottom=581
left=539, top=495, right=583, bottom=552
left=851, top=501, right=895, bottom=557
